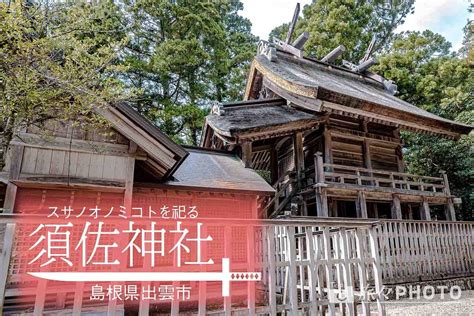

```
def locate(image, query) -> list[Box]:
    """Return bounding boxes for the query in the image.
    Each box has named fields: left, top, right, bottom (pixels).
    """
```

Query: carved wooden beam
left=342, top=57, right=377, bottom=72
left=211, top=102, right=225, bottom=116
left=364, top=72, right=398, bottom=95
left=257, top=40, right=277, bottom=62
left=354, top=57, right=377, bottom=72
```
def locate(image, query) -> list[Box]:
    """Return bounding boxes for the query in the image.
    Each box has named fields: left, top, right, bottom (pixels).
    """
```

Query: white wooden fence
left=267, top=222, right=385, bottom=316
left=2, top=215, right=473, bottom=315
left=1, top=215, right=385, bottom=315
left=375, top=220, right=474, bottom=284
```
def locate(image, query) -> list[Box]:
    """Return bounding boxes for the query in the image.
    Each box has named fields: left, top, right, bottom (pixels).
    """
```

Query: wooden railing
left=308, top=152, right=450, bottom=195
left=265, top=170, right=297, bottom=217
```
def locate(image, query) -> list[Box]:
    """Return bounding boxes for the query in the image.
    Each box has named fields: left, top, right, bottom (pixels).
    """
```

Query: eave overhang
left=245, top=51, right=473, bottom=140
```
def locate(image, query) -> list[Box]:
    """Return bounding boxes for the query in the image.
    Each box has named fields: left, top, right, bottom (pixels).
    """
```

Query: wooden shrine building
left=201, top=41, right=473, bottom=221
left=0, top=102, right=274, bottom=314
left=1, top=5, right=473, bottom=314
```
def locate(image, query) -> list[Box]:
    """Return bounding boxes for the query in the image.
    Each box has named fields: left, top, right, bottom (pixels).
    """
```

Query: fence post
left=441, top=171, right=456, bottom=221
left=305, top=227, right=319, bottom=314
left=322, top=227, right=336, bottom=315
left=368, top=226, right=386, bottom=316
left=266, top=226, right=277, bottom=315
left=286, top=226, right=299, bottom=316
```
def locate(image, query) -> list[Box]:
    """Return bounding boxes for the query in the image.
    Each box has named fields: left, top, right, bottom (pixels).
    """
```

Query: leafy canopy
left=0, top=1, right=128, bottom=166
left=119, top=0, right=257, bottom=145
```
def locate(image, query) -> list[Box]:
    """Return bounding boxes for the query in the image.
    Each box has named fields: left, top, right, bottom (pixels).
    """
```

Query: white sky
left=240, top=0, right=472, bottom=50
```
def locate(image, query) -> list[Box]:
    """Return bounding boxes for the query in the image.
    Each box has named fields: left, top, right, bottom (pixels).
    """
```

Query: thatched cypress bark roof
left=206, top=98, right=323, bottom=138
left=244, top=50, right=472, bottom=138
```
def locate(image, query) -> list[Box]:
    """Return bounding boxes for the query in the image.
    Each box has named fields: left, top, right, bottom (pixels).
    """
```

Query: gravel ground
left=380, top=289, right=474, bottom=316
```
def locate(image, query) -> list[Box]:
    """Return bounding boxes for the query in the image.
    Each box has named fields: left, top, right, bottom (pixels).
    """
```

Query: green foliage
left=403, top=134, right=473, bottom=219
left=0, top=1, right=128, bottom=167
left=270, top=0, right=414, bottom=62
left=119, top=0, right=257, bottom=145
left=375, top=30, right=473, bottom=218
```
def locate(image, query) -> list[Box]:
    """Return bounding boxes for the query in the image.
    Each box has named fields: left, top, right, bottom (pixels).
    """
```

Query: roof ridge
left=183, top=145, right=236, bottom=156
left=221, top=97, right=286, bottom=108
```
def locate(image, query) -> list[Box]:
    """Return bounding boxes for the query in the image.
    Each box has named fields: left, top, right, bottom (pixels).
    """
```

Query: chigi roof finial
left=342, top=35, right=378, bottom=72
left=271, top=3, right=308, bottom=59
left=257, top=3, right=398, bottom=95
left=321, top=45, right=346, bottom=63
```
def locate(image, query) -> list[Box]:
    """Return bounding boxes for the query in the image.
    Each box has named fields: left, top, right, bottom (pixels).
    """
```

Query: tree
left=373, top=31, right=473, bottom=219
left=118, top=0, right=257, bottom=145
left=210, top=0, right=258, bottom=103
left=0, top=1, right=128, bottom=168
left=269, top=0, right=414, bottom=62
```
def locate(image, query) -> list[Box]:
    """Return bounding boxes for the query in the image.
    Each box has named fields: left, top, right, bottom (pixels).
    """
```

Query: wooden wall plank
left=88, top=154, right=105, bottom=179
left=34, top=149, right=52, bottom=175
left=65, top=151, right=79, bottom=177
left=21, top=147, right=38, bottom=174
left=75, top=153, right=91, bottom=178
left=49, top=150, right=66, bottom=175
left=102, top=155, right=117, bottom=180
left=113, top=156, right=128, bottom=180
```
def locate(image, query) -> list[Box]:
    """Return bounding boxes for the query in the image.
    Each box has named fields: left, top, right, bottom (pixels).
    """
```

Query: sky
left=240, top=0, right=472, bottom=51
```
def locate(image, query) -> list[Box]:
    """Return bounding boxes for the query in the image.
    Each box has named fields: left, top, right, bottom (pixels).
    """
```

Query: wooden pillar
left=314, top=152, right=325, bottom=184
left=441, top=171, right=456, bottom=221
left=420, top=199, right=431, bottom=220
left=373, top=203, right=379, bottom=219
left=323, top=128, right=333, bottom=166
left=293, top=132, right=304, bottom=187
left=356, top=191, right=368, bottom=218
left=109, top=148, right=135, bottom=314
left=314, top=152, right=328, bottom=217
left=407, top=204, right=414, bottom=220
left=329, top=198, right=338, bottom=217
left=391, top=195, right=402, bottom=219
left=0, top=145, right=24, bottom=315
left=241, top=141, right=252, bottom=168
left=396, top=145, right=404, bottom=172
left=446, top=200, right=456, bottom=221
left=315, top=189, right=328, bottom=217
left=361, top=119, right=372, bottom=172
left=363, top=139, right=372, bottom=170
left=270, top=144, right=279, bottom=185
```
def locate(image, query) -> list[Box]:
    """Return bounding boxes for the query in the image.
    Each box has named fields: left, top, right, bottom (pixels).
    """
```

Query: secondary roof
left=205, top=98, right=324, bottom=142
left=99, top=102, right=188, bottom=180
left=165, top=147, right=274, bottom=194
